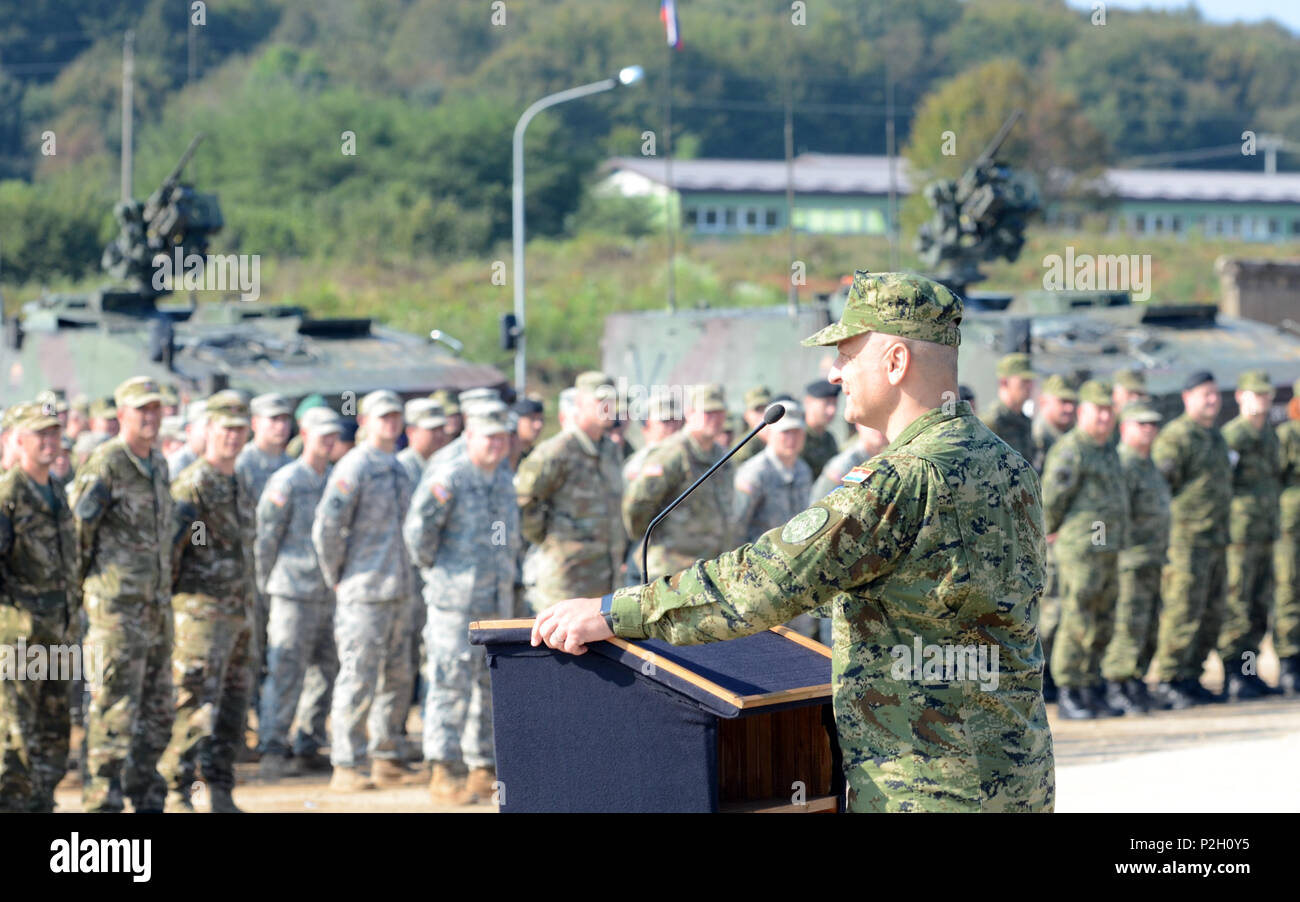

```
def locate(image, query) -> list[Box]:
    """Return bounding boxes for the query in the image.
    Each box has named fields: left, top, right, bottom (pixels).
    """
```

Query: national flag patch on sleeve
left=736, top=479, right=753, bottom=494
left=334, top=477, right=353, bottom=495
left=431, top=483, right=451, bottom=503
left=640, top=463, right=664, bottom=478
left=267, top=490, right=288, bottom=507
left=841, top=466, right=873, bottom=485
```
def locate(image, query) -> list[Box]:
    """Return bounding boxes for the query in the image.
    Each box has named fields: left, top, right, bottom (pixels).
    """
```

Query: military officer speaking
left=533, top=271, right=1055, bottom=813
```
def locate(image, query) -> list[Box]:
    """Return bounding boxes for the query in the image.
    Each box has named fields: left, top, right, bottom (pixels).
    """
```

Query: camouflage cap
left=1078, top=380, right=1113, bottom=407
left=250, top=392, right=294, bottom=418
left=35, top=388, right=69, bottom=414
left=802, top=271, right=962, bottom=348
left=185, top=399, right=208, bottom=424
left=159, top=383, right=181, bottom=407
left=1120, top=400, right=1162, bottom=424
left=301, top=406, right=343, bottom=435
left=743, top=385, right=772, bottom=410
left=159, top=415, right=186, bottom=441
left=89, top=397, right=118, bottom=420
left=70, top=394, right=90, bottom=417
left=458, top=387, right=500, bottom=407
left=430, top=389, right=460, bottom=416
left=769, top=401, right=806, bottom=432
left=996, top=353, right=1036, bottom=379
left=690, top=383, right=727, bottom=413
left=465, top=406, right=510, bottom=436
left=207, top=390, right=250, bottom=428
left=360, top=389, right=403, bottom=419
left=645, top=391, right=683, bottom=422
left=463, top=398, right=508, bottom=420
left=114, top=376, right=162, bottom=410
left=575, top=371, right=617, bottom=399
left=406, top=398, right=447, bottom=430
left=6, top=401, right=60, bottom=433
left=1040, top=374, right=1078, bottom=402
left=1114, top=369, right=1146, bottom=392
left=1237, top=369, right=1273, bottom=393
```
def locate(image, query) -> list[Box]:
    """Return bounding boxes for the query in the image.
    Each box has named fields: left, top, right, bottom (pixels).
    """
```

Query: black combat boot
left=1223, top=672, right=1265, bottom=702
left=1101, top=680, right=1142, bottom=715
left=1280, top=657, right=1300, bottom=697
left=1057, top=686, right=1096, bottom=719
left=1247, top=673, right=1282, bottom=696
left=1125, top=678, right=1153, bottom=713
left=1150, top=681, right=1194, bottom=710
left=1182, top=678, right=1222, bottom=705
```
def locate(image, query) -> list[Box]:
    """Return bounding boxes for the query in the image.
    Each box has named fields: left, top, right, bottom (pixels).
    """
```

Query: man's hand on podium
left=530, top=597, right=613, bottom=655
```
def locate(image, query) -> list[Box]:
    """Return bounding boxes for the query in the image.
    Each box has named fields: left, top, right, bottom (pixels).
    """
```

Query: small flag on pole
left=660, top=0, right=682, bottom=49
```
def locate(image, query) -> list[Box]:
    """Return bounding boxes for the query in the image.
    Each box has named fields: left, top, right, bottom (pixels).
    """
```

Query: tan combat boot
left=329, top=766, right=377, bottom=792
left=428, top=761, right=467, bottom=804
left=371, top=757, right=425, bottom=787
left=208, top=788, right=244, bottom=813
left=463, top=767, right=497, bottom=805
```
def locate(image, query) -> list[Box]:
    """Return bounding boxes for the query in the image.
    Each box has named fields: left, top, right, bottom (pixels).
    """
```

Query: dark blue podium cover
left=469, top=620, right=833, bottom=813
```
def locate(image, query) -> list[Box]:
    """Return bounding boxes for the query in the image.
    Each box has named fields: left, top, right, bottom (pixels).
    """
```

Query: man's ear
left=886, top=339, right=910, bottom=386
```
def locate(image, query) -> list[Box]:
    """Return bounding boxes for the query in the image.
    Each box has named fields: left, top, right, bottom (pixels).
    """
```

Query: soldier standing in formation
left=534, top=272, right=1055, bottom=812
left=623, top=384, right=734, bottom=583
left=800, top=380, right=841, bottom=479
left=405, top=406, right=519, bottom=805
left=510, top=397, right=545, bottom=470
left=1274, top=379, right=1300, bottom=695
left=70, top=377, right=174, bottom=813
left=312, top=390, right=419, bottom=791
left=159, top=392, right=256, bottom=813
left=620, top=393, right=683, bottom=585
left=514, top=372, right=625, bottom=611
left=1112, top=369, right=1149, bottom=412
left=0, top=403, right=78, bottom=812
left=167, top=399, right=207, bottom=478
left=1099, top=400, right=1169, bottom=714
left=1217, top=370, right=1283, bottom=701
left=255, top=407, right=344, bottom=776
left=980, top=352, right=1036, bottom=462
left=1042, top=381, right=1128, bottom=719
left=74, top=398, right=119, bottom=468
left=729, top=386, right=772, bottom=469
left=1150, top=371, right=1232, bottom=709
left=1032, top=372, right=1077, bottom=699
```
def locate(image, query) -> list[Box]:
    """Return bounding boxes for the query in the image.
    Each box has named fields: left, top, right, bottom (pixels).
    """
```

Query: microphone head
left=763, top=403, right=786, bottom=425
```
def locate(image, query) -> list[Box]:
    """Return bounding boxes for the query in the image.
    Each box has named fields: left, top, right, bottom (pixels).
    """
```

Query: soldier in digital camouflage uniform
left=405, top=406, right=519, bottom=805
left=0, top=402, right=79, bottom=812
left=255, top=407, right=343, bottom=776
left=535, top=271, right=1054, bottom=812
left=621, top=392, right=684, bottom=585
left=157, top=392, right=256, bottom=813
left=1216, top=370, right=1283, bottom=701
left=1031, top=373, right=1077, bottom=700
left=285, top=394, right=327, bottom=460
left=729, top=386, right=772, bottom=469
left=70, top=377, right=175, bottom=813
left=73, top=397, right=119, bottom=468
left=167, top=399, right=206, bottom=479
left=800, top=379, right=841, bottom=480
left=623, top=383, right=735, bottom=584
left=1096, top=400, right=1169, bottom=714
left=1041, top=381, right=1129, bottom=719
left=313, top=390, right=419, bottom=790
left=979, top=352, right=1036, bottom=462
left=514, top=372, right=625, bottom=610
left=1150, top=371, right=1233, bottom=710
left=1273, top=378, right=1300, bottom=696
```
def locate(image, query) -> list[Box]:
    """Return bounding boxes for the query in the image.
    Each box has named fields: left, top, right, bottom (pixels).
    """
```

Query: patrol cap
left=1237, top=370, right=1272, bottom=393
left=575, top=371, right=616, bottom=399
left=513, top=396, right=544, bottom=416
left=804, top=379, right=841, bottom=400
left=295, top=393, right=327, bottom=420
left=645, top=392, right=683, bottom=422
left=465, top=406, right=510, bottom=436
left=404, top=397, right=442, bottom=423
left=690, top=383, right=727, bottom=413
left=301, top=406, right=343, bottom=436
left=769, top=401, right=806, bottom=432
left=359, top=390, right=403, bottom=419
left=996, top=353, right=1036, bottom=379
left=89, top=397, right=118, bottom=420
left=159, top=415, right=186, bottom=441
left=207, top=391, right=250, bottom=428
left=430, top=389, right=460, bottom=417
left=1114, top=369, right=1146, bottom=392
left=250, top=392, right=294, bottom=418
left=1183, top=370, right=1216, bottom=392
left=7, top=401, right=60, bottom=433
left=1120, top=400, right=1162, bottom=424
left=70, top=394, right=90, bottom=417
left=458, top=387, right=499, bottom=407
left=159, top=383, right=180, bottom=408
left=1078, top=380, right=1113, bottom=407
left=463, top=398, right=508, bottom=420
left=1040, top=374, right=1078, bottom=402
left=185, top=399, right=208, bottom=424
left=35, top=388, right=69, bottom=414
left=743, top=386, right=772, bottom=410
left=801, top=271, right=963, bottom=349
left=114, top=376, right=162, bottom=409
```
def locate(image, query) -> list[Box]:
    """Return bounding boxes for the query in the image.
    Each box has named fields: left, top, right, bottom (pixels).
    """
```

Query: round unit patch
left=781, top=506, right=830, bottom=544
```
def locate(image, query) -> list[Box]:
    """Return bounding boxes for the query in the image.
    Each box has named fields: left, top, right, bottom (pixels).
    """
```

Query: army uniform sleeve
left=1040, top=440, right=1081, bottom=536
left=514, top=444, right=564, bottom=546
left=255, top=470, right=294, bottom=594
left=169, top=471, right=203, bottom=588
left=1151, top=427, right=1185, bottom=495
left=609, top=459, right=918, bottom=642
left=312, top=459, right=361, bottom=588
left=622, top=446, right=676, bottom=543
left=68, top=464, right=112, bottom=586
left=403, top=467, right=456, bottom=570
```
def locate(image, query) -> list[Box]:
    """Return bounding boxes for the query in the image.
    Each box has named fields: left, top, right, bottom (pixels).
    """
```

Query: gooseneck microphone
left=640, top=403, right=785, bottom=583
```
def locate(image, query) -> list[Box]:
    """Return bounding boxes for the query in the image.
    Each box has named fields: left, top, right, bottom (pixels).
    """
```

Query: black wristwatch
left=600, top=593, right=615, bottom=634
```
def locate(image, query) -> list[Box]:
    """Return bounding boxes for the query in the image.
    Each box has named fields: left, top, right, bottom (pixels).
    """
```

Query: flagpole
left=665, top=37, right=677, bottom=313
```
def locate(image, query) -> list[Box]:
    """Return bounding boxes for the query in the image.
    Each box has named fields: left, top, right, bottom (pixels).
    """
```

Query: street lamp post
left=511, top=66, right=643, bottom=391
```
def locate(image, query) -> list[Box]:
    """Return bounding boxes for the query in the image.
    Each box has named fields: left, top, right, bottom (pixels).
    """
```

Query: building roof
left=604, top=154, right=1300, bottom=204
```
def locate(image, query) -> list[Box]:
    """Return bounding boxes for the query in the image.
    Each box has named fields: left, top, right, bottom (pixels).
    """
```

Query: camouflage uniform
left=157, top=455, right=256, bottom=798
left=167, top=446, right=198, bottom=480
left=800, top=427, right=839, bottom=483
left=1042, top=423, right=1128, bottom=688
left=623, top=429, right=734, bottom=583
left=0, top=454, right=79, bottom=812
left=312, top=443, right=415, bottom=769
left=255, top=459, right=337, bottom=759
left=1100, top=442, right=1170, bottom=683
left=70, top=433, right=175, bottom=813
left=981, top=401, right=1035, bottom=464
left=811, top=443, right=872, bottom=502
left=235, top=441, right=292, bottom=710
left=1031, top=416, right=1069, bottom=475
left=1151, top=414, right=1232, bottom=684
left=404, top=450, right=519, bottom=768
left=1217, top=413, right=1280, bottom=672
left=514, top=427, right=625, bottom=610
left=1275, top=415, right=1300, bottom=669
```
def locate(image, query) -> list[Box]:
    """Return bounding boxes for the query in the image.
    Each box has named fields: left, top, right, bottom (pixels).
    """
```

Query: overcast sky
left=1066, top=0, right=1300, bottom=33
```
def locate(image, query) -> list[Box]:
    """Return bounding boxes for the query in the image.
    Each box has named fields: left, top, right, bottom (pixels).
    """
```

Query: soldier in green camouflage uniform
left=514, top=372, right=625, bottom=610
left=535, top=271, right=1054, bottom=812
left=158, top=392, right=256, bottom=813
left=70, top=377, right=175, bottom=813
left=1273, top=378, right=1300, bottom=695
left=623, top=384, right=735, bottom=583
left=1099, top=401, right=1168, bottom=713
left=1217, top=370, right=1283, bottom=700
left=1150, top=371, right=1232, bottom=709
left=1031, top=373, right=1077, bottom=700
left=0, top=403, right=79, bottom=812
left=980, top=353, right=1037, bottom=462
left=1042, top=381, right=1128, bottom=719
left=73, top=397, right=119, bottom=469
left=729, top=386, right=772, bottom=469
left=800, top=380, right=841, bottom=479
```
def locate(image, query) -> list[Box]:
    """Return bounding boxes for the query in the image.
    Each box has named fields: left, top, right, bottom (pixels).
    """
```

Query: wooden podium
left=468, top=619, right=842, bottom=813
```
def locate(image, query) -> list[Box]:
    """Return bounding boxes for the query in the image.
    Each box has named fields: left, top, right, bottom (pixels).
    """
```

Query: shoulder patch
left=334, top=477, right=353, bottom=495
left=841, top=465, right=873, bottom=485
left=267, top=489, right=288, bottom=508
left=735, top=479, right=753, bottom=495
left=640, top=463, right=663, bottom=479
left=431, top=483, right=451, bottom=503
left=781, top=506, right=830, bottom=544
